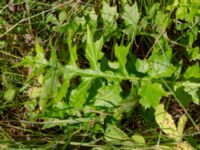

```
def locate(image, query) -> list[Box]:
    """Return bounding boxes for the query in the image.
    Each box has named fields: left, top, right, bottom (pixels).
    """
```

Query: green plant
left=1, top=0, right=200, bottom=149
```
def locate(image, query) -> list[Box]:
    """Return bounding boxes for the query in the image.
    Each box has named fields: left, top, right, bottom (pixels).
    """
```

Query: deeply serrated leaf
left=68, top=32, right=78, bottom=67
left=155, top=104, right=181, bottom=141
left=86, top=26, right=103, bottom=70
left=115, top=43, right=131, bottom=74
left=139, top=81, right=167, bottom=109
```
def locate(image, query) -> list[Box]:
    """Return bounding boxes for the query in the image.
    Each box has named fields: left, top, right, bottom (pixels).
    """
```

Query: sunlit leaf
left=101, top=1, right=118, bottom=40
left=115, top=43, right=131, bottom=74
left=122, top=2, right=140, bottom=38
left=177, top=114, right=188, bottom=137
left=155, top=104, right=181, bottom=141
left=86, top=25, right=103, bottom=70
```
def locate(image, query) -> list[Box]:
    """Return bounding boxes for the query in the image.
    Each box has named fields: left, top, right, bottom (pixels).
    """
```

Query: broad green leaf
left=115, top=43, right=131, bottom=74
left=183, top=63, right=200, bottom=79
left=122, top=3, right=140, bottom=27
left=105, top=124, right=129, bottom=145
left=68, top=32, right=78, bottom=68
left=101, top=1, right=118, bottom=40
left=70, top=77, right=92, bottom=108
left=131, top=134, right=145, bottom=144
left=4, top=88, right=16, bottom=102
left=94, top=82, right=123, bottom=108
left=122, top=3, right=140, bottom=38
left=86, top=26, right=103, bottom=70
left=155, top=104, right=181, bottom=141
left=139, top=81, right=167, bottom=109
left=177, top=114, right=188, bottom=137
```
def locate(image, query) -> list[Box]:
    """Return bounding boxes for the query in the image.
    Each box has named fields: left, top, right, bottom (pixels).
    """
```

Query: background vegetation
left=0, top=0, right=200, bottom=149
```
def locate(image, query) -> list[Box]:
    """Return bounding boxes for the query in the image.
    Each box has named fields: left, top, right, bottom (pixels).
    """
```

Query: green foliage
left=139, top=81, right=167, bottom=109
left=1, top=0, right=200, bottom=149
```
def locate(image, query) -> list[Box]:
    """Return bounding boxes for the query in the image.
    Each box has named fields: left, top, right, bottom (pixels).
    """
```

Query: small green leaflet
left=139, top=81, right=167, bottom=109
left=115, top=43, right=131, bottom=74
left=85, top=25, right=103, bottom=70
